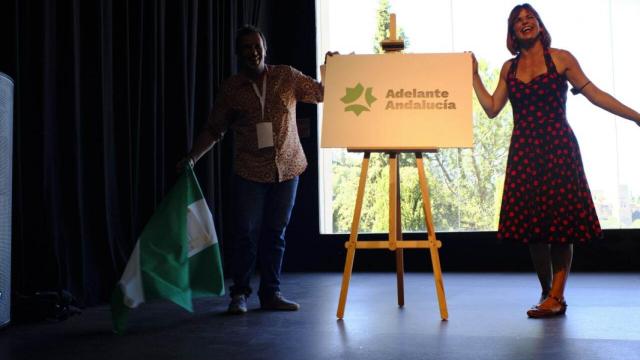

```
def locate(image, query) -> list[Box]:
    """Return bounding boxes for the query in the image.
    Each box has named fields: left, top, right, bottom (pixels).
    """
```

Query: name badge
left=256, top=122, right=274, bottom=149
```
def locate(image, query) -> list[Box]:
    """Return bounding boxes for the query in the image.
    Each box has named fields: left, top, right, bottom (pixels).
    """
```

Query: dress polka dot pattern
left=497, top=49, right=603, bottom=243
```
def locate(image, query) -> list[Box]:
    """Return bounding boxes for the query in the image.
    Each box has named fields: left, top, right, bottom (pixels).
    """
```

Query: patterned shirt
left=205, top=65, right=323, bottom=183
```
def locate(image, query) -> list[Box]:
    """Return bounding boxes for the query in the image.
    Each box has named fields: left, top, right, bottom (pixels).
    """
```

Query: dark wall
left=1, top=0, right=247, bottom=305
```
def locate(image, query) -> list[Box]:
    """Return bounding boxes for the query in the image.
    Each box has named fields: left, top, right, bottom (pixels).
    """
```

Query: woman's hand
left=468, top=51, right=479, bottom=75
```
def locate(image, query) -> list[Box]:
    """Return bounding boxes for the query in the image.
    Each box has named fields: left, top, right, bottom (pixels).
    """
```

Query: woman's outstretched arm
left=560, top=50, right=640, bottom=125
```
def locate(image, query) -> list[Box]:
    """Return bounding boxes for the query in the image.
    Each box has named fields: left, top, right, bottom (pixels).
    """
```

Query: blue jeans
left=229, top=174, right=299, bottom=300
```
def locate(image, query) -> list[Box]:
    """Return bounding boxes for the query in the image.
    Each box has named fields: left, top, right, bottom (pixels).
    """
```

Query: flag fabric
left=111, top=166, right=224, bottom=334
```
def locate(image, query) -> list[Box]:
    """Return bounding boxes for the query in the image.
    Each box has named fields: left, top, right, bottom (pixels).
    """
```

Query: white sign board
left=321, top=53, right=472, bottom=150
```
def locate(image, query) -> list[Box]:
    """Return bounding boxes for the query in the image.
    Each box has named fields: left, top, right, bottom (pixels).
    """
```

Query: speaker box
left=0, top=72, right=14, bottom=327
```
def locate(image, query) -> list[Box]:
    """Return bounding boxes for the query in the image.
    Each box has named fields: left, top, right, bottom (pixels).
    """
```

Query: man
left=180, top=25, right=329, bottom=314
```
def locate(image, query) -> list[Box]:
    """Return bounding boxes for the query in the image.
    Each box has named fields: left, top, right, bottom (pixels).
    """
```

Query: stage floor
left=2, top=272, right=640, bottom=360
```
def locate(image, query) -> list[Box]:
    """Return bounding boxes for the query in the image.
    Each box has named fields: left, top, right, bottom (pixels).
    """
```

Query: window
left=316, top=0, right=640, bottom=233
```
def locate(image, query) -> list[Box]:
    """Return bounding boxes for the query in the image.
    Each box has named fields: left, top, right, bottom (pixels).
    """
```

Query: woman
left=472, top=3, right=640, bottom=318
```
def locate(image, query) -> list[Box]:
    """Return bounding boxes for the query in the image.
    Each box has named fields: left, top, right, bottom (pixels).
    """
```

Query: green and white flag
left=111, top=166, right=224, bottom=334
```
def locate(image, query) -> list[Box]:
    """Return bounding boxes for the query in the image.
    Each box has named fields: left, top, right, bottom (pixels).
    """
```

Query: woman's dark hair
left=506, top=3, right=551, bottom=55
left=235, top=25, right=267, bottom=54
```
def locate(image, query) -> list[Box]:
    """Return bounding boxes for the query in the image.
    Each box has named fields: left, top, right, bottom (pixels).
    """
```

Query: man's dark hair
left=235, top=25, right=267, bottom=54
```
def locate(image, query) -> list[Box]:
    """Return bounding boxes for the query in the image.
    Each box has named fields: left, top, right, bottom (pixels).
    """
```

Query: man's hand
left=324, top=51, right=339, bottom=64
left=320, top=51, right=340, bottom=84
left=176, top=156, right=195, bottom=173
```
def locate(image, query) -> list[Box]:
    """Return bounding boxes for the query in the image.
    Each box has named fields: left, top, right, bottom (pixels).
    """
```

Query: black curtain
left=0, top=0, right=263, bottom=306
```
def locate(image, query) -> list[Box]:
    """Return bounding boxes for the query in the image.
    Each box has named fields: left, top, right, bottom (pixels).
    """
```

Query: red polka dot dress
left=497, top=49, right=603, bottom=243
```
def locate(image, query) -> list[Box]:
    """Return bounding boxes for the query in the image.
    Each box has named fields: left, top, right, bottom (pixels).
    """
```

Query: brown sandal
left=526, top=295, right=567, bottom=318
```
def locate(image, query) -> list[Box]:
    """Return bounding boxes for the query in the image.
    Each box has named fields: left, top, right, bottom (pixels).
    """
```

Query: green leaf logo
left=341, top=83, right=376, bottom=116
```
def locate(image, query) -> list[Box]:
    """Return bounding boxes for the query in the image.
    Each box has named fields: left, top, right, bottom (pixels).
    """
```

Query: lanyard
left=251, top=74, right=267, bottom=121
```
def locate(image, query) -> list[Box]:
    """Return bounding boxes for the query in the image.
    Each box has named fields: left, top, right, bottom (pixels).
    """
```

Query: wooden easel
left=336, top=14, right=448, bottom=321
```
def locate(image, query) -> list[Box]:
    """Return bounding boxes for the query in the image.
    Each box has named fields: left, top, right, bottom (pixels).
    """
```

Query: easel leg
left=429, top=241, right=448, bottom=320
left=389, top=153, right=405, bottom=307
left=337, top=243, right=356, bottom=319
left=337, top=152, right=370, bottom=319
left=415, top=153, right=448, bottom=320
left=395, top=249, right=405, bottom=307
